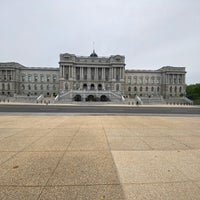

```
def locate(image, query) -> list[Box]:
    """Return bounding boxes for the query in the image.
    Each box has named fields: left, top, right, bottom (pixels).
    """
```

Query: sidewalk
left=0, top=116, right=200, bottom=199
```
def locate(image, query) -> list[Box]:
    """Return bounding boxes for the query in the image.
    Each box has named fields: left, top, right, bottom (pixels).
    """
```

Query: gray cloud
left=0, top=0, right=199, bottom=84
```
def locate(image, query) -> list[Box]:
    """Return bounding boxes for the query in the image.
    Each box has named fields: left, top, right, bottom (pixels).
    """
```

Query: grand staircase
left=55, top=90, right=124, bottom=103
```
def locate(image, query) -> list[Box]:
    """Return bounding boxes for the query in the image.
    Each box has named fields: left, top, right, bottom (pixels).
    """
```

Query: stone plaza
left=0, top=115, right=200, bottom=199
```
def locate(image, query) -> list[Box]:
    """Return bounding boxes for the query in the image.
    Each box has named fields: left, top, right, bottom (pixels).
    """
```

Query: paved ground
left=0, top=116, right=200, bottom=199
left=0, top=104, right=200, bottom=115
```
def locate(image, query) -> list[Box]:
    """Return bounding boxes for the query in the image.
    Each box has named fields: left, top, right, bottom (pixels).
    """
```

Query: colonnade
left=60, top=65, right=124, bottom=81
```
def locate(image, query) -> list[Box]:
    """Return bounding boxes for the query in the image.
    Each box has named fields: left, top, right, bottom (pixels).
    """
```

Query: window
left=116, top=84, right=119, bottom=91
left=28, top=84, right=31, bottom=90
left=40, top=75, right=44, bottom=82
left=22, top=75, right=25, bottom=82
left=28, top=75, right=32, bottom=82
left=128, top=87, right=131, bottom=92
left=47, top=85, right=49, bottom=90
left=133, top=77, right=137, bottom=84
left=170, top=86, right=172, bottom=93
left=128, top=77, right=131, bottom=84
left=53, top=75, right=57, bottom=83
left=134, top=87, right=137, bottom=92
left=140, top=87, right=143, bottom=92
left=151, top=87, right=154, bottom=92
left=146, top=87, right=148, bottom=92
left=40, top=85, right=43, bottom=90
left=34, top=84, right=37, bottom=90
left=53, top=85, right=56, bottom=90
left=34, top=75, right=38, bottom=82
left=47, top=75, right=50, bottom=82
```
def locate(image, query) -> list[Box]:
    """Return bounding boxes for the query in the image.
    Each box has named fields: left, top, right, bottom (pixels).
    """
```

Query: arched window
left=134, top=87, right=137, bottom=92
left=151, top=87, right=154, bottom=92
left=179, top=87, right=182, bottom=93
left=140, top=87, right=142, bottom=92
left=90, top=84, right=95, bottom=90
left=146, top=87, right=148, bottom=92
left=128, top=86, right=131, bottom=92
left=170, top=86, right=172, bottom=93
left=28, top=85, right=31, bottom=90
left=157, top=87, right=160, bottom=92
left=83, top=83, right=87, bottom=90
left=98, top=84, right=103, bottom=90
left=175, top=86, right=177, bottom=93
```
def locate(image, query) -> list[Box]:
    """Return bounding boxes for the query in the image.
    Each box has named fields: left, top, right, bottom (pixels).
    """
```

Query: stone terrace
left=0, top=116, right=200, bottom=199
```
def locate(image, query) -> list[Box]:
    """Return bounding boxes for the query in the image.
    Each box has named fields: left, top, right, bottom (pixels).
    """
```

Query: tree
left=186, top=84, right=200, bottom=104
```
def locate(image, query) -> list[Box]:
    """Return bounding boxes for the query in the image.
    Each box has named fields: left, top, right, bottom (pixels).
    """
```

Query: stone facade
left=0, top=62, right=59, bottom=97
left=125, top=66, right=186, bottom=99
left=59, top=52, right=125, bottom=91
left=0, top=52, right=186, bottom=102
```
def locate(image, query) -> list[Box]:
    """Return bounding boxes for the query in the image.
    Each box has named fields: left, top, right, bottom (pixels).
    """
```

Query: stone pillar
left=102, top=68, right=104, bottom=81
left=63, top=66, right=65, bottom=78
left=87, top=67, right=91, bottom=80
left=95, top=67, right=98, bottom=80
left=80, top=67, right=83, bottom=80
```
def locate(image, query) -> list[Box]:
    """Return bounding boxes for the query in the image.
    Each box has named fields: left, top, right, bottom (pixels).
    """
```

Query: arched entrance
left=86, top=95, right=95, bottom=101
left=65, top=83, right=68, bottom=90
left=74, top=94, right=82, bottom=101
left=90, top=84, right=95, bottom=90
left=83, top=83, right=87, bottom=90
left=98, top=84, right=102, bottom=90
left=100, top=95, right=109, bottom=102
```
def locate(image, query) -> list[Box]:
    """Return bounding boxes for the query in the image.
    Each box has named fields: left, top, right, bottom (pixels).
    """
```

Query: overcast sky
left=0, top=0, right=199, bottom=84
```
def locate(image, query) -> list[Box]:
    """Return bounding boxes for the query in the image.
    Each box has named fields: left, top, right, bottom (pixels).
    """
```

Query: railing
left=56, top=90, right=123, bottom=102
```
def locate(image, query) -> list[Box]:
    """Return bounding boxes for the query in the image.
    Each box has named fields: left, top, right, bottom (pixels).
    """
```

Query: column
left=102, top=68, right=104, bottom=81
left=80, top=67, right=83, bottom=80
left=111, top=67, right=114, bottom=80
left=95, top=67, right=98, bottom=80
left=87, top=67, right=91, bottom=80
left=62, top=66, right=64, bottom=78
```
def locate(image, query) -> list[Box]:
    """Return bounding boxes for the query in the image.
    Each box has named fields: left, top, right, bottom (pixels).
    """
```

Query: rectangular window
left=28, top=75, right=32, bottom=82
left=22, top=75, right=25, bottom=82
left=34, top=75, right=38, bottom=82
left=40, top=75, right=44, bottom=82
left=53, top=75, right=57, bottom=83
left=47, top=75, right=50, bottom=82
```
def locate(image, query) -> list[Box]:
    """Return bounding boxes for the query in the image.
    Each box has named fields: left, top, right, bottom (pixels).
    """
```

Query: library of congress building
left=0, top=51, right=188, bottom=104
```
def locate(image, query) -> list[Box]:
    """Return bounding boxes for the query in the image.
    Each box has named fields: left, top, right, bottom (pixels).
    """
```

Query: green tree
left=186, top=83, right=200, bottom=104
